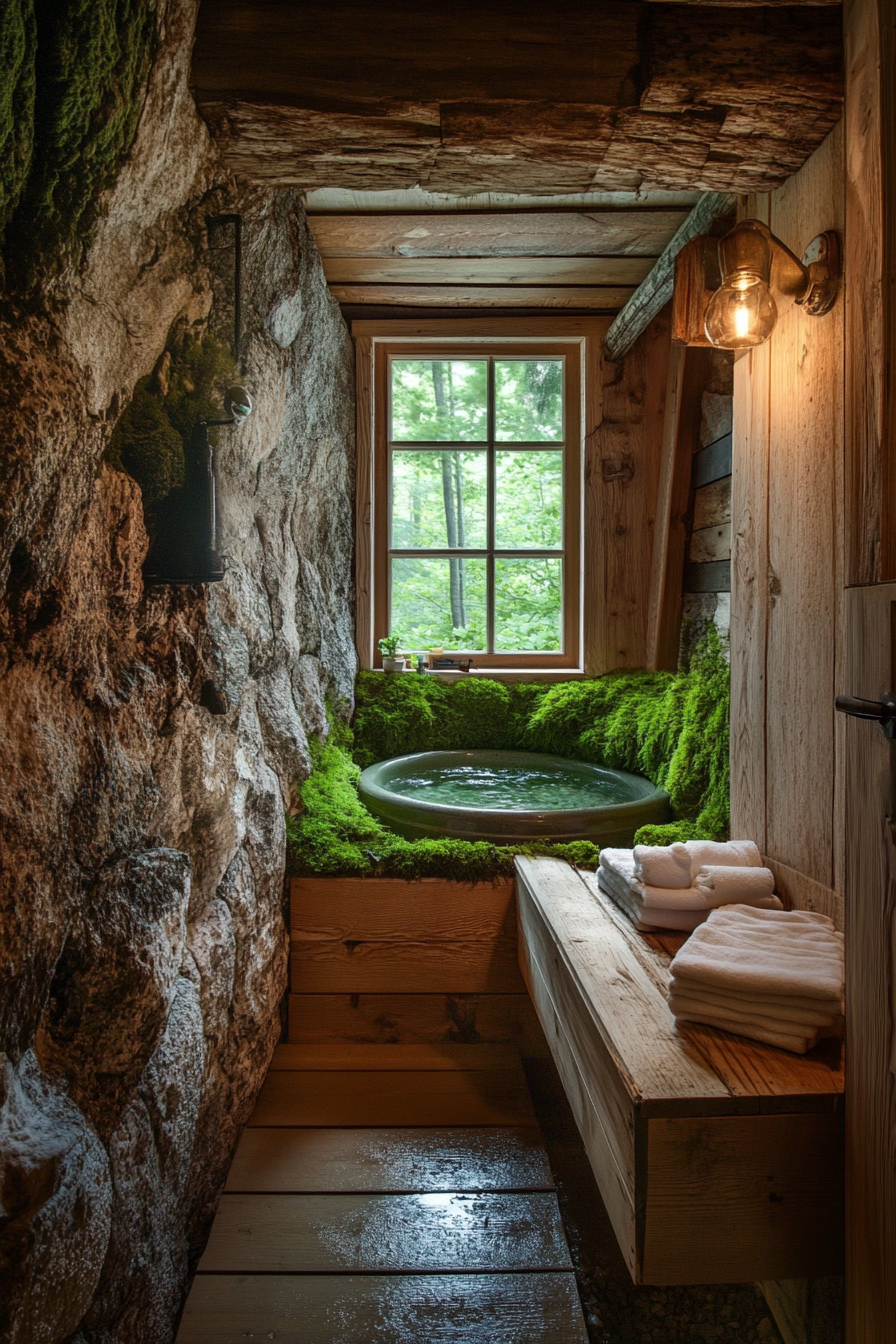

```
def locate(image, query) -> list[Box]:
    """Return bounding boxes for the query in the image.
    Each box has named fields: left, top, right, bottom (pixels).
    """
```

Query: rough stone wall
left=0, top=4, right=355, bottom=1341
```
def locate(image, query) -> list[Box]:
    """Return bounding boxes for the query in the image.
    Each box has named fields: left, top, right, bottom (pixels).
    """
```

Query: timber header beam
left=193, top=2, right=843, bottom=197
left=603, top=193, right=735, bottom=362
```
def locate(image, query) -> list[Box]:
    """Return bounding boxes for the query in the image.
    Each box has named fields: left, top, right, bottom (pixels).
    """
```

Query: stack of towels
left=668, top=904, right=845, bottom=1054
left=598, top=839, right=784, bottom=932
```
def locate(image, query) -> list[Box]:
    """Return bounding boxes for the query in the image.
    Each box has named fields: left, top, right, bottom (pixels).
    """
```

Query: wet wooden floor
left=177, top=1044, right=588, bottom=1343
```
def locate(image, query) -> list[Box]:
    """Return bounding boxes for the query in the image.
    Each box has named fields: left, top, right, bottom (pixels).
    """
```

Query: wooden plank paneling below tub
left=290, top=877, right=524, bottom=993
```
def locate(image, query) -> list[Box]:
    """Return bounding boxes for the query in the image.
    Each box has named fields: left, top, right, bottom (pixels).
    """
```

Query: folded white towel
left=671, top=1006, right=821, bottom=1054
left=598, top=848, right=784, bottom=928
left=694, top=865, right=777, bottom=906
left=669, top=905, right=845, bottom=1002
left=596, top=869, right=704, bottom=931
left=669, top=975, right=843, bottom=1023
left=668, top=990, right=825, bottom=1039
left=633, top=841, right=693, bottom=889
left=685, top=839, right=763, bottom=879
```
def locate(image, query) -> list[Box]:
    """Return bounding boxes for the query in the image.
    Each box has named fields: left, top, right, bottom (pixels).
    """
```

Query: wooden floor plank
left=225, top=1126, right=554, bottom=1193
left=198, top=1192, right=572, bottom=1273
left=270, top=1043, right=522, bottom=1071
left=248, top=1069, right=536, bottom=1127
left=177, top=1272, right=588, bottom=1343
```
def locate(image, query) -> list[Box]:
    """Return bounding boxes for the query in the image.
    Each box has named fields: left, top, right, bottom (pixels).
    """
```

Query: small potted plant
left=377, top=634, right=405, bottom=672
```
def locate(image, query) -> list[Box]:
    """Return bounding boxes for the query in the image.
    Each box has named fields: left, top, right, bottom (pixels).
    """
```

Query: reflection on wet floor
left=177, top=1045, right=589, bottom=1343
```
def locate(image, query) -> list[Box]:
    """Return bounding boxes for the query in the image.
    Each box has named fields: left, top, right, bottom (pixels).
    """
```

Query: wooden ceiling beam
left=193, top=3, right=843, bottom=196
left=329, top=284, right=635, bottom=310
left=320, top=256, right=653, bottom=286
left=603, top=192, right=735, bottom=361
left=308, top=210, right=690, bottom=258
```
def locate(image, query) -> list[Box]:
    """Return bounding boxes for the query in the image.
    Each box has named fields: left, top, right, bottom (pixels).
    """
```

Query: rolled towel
left=671, top=1006, right=821, bottom=1055
left=685, top=839, right=763, bottom=879
left=633, top=841, right=692, bottom=889
left=669, top=975, right=843, bottom=1023
left=693, top=864, right=776, bottom=908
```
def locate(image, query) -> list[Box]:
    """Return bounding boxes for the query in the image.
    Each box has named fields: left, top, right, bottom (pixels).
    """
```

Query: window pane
left=494, top=558, right=562, bottom=652
left=495, top=360, right=563, bottom=442
left=391, top=557, right=487, bottom=651
left=391, top=360, right=487, bottom=441
left=495, top=451, right=562, bottom=549
left=392, top=451, right=487, bottom=549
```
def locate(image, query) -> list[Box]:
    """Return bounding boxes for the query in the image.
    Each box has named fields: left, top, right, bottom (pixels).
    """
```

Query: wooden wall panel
left=587, top=312, right=671, bottom=673
left=844, top=0, right=891, bottom=583
left=764, top=124, right=845, bottom=889
left=731, top=128, right=845, bottom=892
left=730, top=343, right=770, bottom=851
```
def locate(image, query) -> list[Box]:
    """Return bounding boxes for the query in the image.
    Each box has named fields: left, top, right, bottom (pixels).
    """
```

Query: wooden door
left=842, top=0, right=896, bottom=1337
left=841, top=591, right=896, bottom=1341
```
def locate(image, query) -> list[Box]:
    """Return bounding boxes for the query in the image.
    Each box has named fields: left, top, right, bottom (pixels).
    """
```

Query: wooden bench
left=515, top=856, right=844, bottom=1286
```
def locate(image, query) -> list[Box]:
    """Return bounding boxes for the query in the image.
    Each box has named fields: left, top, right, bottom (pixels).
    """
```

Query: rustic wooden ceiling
left=192, top=1, right=843, bottom=197
left=307, top=202, right=691, bottom=311
left=191, top=0, right=842, bottom=316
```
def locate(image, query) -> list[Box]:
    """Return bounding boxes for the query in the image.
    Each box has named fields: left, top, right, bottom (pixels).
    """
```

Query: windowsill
left=368, top=667, right=586, bottom=682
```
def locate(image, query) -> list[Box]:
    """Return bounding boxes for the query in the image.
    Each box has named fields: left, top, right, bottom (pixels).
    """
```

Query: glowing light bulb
left=704, top=273, right=777, bottom=349
left=734, top=300, right=751, bottom=340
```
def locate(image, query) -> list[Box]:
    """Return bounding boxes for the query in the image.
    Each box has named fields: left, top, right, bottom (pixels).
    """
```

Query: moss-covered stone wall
left=1, top=0, right=156, bottom=288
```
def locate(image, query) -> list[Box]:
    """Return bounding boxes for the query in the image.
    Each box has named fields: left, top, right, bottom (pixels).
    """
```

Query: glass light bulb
left=704, top=273, right=778, bottom=349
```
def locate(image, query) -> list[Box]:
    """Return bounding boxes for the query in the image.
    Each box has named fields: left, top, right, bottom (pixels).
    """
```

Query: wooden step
left=269, top=1043, right=523, bottom=1071
left=177, top=1272, right=589, bottom=1343
left=225, top=1125, right=554, bottom=1193
left=198, top=1192, right=572, bottom=1273
left=248, top=1069, right=536, bottom=1127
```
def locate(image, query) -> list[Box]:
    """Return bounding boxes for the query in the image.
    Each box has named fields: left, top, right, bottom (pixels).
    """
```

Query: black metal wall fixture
left=143, top=214, right=253, bottom=587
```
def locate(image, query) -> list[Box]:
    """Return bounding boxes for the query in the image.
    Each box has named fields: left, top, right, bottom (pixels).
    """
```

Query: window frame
left=354, top=318, right=607, bottom=677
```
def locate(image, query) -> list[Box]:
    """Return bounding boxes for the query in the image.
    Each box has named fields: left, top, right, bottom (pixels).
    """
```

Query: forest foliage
left=387, top=358, right=566, bottom=653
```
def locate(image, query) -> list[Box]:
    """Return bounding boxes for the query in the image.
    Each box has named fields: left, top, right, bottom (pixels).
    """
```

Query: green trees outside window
left=388, top=357, right=566, bottom=653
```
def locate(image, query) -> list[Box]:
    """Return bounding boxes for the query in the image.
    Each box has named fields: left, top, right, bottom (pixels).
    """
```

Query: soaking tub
left=358, top=749, right=670, bottom=847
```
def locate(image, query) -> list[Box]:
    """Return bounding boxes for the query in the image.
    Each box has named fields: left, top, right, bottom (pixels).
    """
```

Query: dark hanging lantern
left=143, top=216, right=252, bottom=586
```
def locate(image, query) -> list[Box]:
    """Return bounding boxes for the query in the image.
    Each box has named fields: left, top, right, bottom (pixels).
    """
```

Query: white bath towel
left=694, top=864, right=777, bottom=906
left=597, top=859, right=782, bottom=933
left=668, top=990, right=824, bottom=1040
left=669, top=905, right=844, bottom=1002
left=670, top=1006, right=821, bottom=1055
left=669, top=976, right=843, bottom=1023
left=633, top=841, right=693, bottom=889
left=685, top=839, right=763, bottom=879
left=597, top=871, right=709, bottom=932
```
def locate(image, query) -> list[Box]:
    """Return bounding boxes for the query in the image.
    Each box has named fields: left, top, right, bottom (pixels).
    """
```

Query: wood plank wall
left=730, top=122, right=845, bottom=931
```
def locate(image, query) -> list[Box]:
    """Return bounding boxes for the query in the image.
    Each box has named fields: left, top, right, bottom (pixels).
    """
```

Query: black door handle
left=836, top=695, right=896, bottom=738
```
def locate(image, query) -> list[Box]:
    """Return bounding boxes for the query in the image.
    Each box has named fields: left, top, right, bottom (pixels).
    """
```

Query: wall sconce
left=672, top=219, right=840, bottom=351
left=144, top=216, right=253, bottom=587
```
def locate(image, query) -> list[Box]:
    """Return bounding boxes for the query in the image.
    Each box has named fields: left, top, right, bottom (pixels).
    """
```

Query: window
left=357, top=324, right=592, bottom=673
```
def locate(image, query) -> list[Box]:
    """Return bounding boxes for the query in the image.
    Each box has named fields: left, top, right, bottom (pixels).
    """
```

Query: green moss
left=352, top=671, right=545, bottom=768
left=4, top=0, right=156, bottom=286
left=287, top=730, right=602, bottom=883
left=105, top=332, right=235, bottom=506
left=292, top=633, right=730, bottom=881
left=0, top=0, right=36, bottom=251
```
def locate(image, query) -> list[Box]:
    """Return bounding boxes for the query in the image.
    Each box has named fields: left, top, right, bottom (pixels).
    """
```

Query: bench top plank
left=516, top=858, right=844, bottom=1110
